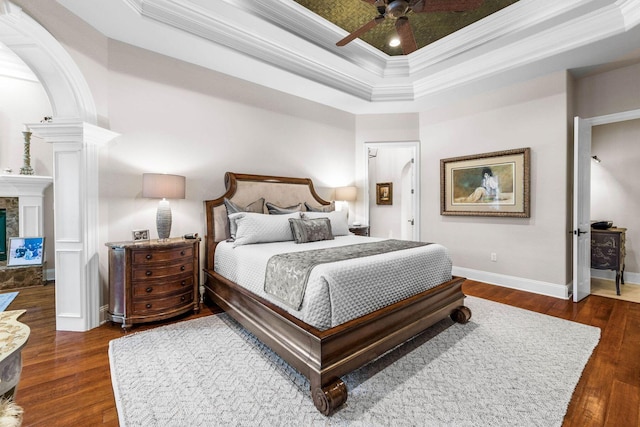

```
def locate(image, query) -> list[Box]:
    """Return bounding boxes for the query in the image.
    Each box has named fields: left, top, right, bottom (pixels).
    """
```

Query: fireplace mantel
left=0, top=174, right=53, bottom=197
left=0, top=174, right=52, bottom=238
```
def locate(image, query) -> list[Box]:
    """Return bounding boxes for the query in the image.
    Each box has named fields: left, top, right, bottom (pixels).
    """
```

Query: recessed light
left=389, top=37, right=401, bottom=47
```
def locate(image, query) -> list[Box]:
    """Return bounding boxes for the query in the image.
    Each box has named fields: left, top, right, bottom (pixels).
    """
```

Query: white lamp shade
left=335, top=186, right=357, bottom=201
left=142, top=173, right=186, bottom=199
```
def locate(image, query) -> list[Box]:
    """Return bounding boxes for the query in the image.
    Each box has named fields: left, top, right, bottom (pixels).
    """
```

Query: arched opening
left=0, top=1, right=116, bottom=331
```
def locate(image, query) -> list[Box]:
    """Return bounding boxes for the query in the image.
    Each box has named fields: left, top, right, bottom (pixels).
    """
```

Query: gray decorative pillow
left=289, top=218, right=334, bottom=244
left=224, top=198, right=265, bottom=238
left=224, top=198, right=265, bottom=214
left=266, top=202, right=303, bottom=215
left=302, top=210, right=349, bottom=236
left=304, top=201, right=335, bottom=212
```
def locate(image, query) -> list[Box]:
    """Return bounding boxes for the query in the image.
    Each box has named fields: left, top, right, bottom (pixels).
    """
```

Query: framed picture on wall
left=7, top=237, right=45, bottom=267
left=376, top=182, right=393, bottom=205
left=440, top=148, right=530, bottom=217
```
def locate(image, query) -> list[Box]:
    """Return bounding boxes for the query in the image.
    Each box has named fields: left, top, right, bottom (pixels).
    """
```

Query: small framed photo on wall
left=376, top=182, right=393, bottom=205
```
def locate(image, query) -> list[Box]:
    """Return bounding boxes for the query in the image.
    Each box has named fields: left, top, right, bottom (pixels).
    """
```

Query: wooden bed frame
left=203, top=172, right=471, bottom=415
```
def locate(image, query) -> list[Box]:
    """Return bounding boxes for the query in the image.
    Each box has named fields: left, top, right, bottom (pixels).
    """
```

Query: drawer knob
left=181, top=296, right=186, bottom=301
left=180, top=265, right=185, bottom=271
left=146, top=303, right=152, bottom=309
left=180, top=250, right=185, bottom=256
left=146, top=254, right=152, bottom=260
left=145, top=271, right=152, bottom=276
left=181, top=280, right=186, bottom=286
left=146, top=287, right=153, bottom=293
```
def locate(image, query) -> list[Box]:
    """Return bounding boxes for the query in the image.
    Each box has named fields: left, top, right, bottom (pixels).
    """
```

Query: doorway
left=573, top=109, right=640, bottom=302
left=364, top=141, right=420, bottom=241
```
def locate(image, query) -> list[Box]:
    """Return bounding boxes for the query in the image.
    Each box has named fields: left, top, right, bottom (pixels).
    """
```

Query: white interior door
left=573, top=116, right=592, bottom=302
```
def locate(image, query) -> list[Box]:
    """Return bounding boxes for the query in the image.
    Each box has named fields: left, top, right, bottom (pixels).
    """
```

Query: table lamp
left=142, top=173, right=186, bottom=240
left=335, top=186, right=357, bottom=211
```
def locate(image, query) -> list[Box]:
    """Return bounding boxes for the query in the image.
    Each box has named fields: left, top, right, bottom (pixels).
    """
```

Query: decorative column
left=19, top=130, right=34, bottom=175
left=29, top=121, right=119, bottom=331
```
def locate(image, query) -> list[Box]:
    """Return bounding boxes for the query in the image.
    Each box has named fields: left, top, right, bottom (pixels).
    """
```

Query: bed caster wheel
left=451, top=305, right=472, bottom=324
left=312, top=379, right=347, bottom=415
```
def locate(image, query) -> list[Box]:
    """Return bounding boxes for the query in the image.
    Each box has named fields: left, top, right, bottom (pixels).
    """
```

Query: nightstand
left=105, top=237, right=201, bottom=329
left=349, top=225, right=370, bottom=237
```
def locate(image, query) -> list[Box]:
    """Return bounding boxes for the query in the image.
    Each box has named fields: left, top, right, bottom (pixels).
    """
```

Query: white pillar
left=29, top=121, right=118, bottom=331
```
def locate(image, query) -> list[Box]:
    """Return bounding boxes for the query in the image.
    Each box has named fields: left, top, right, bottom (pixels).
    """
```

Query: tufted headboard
left=203, top=172, right=331, bottom=270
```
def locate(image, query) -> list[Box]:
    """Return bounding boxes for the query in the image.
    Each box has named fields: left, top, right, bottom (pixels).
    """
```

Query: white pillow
left=231, top=212, right=300, bottom=246
left=302, top=210, right=349, bottom=236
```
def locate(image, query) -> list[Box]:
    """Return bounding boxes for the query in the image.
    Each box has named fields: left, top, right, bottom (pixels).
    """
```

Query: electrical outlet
left=490, top=252, right=497, bottom=262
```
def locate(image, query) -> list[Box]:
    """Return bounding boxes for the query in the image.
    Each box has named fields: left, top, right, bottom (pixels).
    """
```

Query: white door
left=573, top=116, right=592, bottom=302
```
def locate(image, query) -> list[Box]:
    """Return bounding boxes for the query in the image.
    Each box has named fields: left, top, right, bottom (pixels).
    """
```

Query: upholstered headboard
left=204, top=172, right=331, bottom=270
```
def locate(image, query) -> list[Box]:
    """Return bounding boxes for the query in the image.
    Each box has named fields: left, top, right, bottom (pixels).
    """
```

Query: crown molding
left=57, top=0, right=640, bottom=111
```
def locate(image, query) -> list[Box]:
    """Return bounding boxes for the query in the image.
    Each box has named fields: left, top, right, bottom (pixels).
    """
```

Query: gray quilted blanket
left=264, top=239, right=430, bottom=310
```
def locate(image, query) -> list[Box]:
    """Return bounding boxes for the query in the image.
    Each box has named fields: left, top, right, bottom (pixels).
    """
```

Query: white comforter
left=214, top=235, right=452, bottom=330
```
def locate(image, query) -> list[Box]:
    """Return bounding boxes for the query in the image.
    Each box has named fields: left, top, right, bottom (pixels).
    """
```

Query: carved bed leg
left=451, top=305, right=472, bottom=324
left=311, top=379, right=347, bottom=415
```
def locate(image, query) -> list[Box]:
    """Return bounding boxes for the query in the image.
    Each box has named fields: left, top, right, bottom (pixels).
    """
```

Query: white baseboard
left=591, top=268, right=639, bottom=285
left=453, top=266, right=571, bottom=300
left=100, top=304, right=109, bottom=325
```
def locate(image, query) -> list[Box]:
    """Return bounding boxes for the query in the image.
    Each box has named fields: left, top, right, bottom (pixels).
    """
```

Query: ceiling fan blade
left=336, top=15, right=385, bottom=47
left=395, top=17, right=417, bottom=54
left=410, top=0, right=483, bottom=13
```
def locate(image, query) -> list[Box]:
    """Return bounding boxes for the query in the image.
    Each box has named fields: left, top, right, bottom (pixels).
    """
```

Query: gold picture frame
left=440, top=148, right=530, bottom=217
left=376, top=182, right=393, bottom=205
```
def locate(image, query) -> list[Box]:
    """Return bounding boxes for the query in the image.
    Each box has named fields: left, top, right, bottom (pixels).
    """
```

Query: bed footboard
left=203, top=269, right=469, bottom=415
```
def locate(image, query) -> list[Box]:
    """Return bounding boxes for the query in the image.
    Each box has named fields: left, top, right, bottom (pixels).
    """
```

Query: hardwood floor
left=4, top=280, right=639, bottom=426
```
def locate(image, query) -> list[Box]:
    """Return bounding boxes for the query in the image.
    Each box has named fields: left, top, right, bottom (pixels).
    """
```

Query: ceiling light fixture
left=389, top=37, right=401, bottom=47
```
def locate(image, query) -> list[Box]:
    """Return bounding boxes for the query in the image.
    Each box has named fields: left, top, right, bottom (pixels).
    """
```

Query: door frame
left=573, top=108, right=640, bottom=301
left=364, top=141, right=421, bottom=241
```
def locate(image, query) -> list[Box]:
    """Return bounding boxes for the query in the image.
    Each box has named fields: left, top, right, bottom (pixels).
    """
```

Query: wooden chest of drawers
left=106, top=237, right=200, bottom=329
left=591, top=227, right=626, bottom=295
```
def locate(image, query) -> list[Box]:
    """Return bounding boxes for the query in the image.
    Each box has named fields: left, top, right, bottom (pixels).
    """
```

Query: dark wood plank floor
left=4, top=280, right=639, bottom=426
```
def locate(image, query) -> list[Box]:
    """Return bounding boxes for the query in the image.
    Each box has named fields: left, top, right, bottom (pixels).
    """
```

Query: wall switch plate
left=490, top=252, right=497, bottom=262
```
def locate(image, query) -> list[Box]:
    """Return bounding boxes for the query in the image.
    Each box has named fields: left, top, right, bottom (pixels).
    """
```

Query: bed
left=203, top=172, right=471, bottom=415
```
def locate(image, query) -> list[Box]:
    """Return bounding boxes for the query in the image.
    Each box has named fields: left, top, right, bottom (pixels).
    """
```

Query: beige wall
left=419, top=72, right=571, bottom=288
left=575, top=62, right=640, bottom=118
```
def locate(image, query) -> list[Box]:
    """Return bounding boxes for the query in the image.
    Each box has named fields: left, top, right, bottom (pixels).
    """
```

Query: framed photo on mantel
left=7, top=236, right=45, bottom=267
left=440, top=148, right=530, bottom=218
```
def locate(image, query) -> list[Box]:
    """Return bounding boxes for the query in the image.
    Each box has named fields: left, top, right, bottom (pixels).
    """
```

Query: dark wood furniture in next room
left=591, top=227, right=626, bottom=295
left=105, top=237, right=200, bottom=329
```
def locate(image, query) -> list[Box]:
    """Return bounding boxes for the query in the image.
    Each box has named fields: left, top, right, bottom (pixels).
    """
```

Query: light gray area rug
left=109, top=296, right=600, bottom=426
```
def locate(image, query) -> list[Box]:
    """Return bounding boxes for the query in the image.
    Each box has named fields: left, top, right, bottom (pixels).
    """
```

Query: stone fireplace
left=0, top=174, right=52, bottom=290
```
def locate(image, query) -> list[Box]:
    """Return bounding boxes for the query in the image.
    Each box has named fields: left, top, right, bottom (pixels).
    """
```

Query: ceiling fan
left=336, top=0, right=484, bottom=55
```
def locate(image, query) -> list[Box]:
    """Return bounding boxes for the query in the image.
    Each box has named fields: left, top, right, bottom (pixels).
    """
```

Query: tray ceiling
left=52, top=0, right=640, bottom=114
left=294, top=0, right=519, bottom=56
